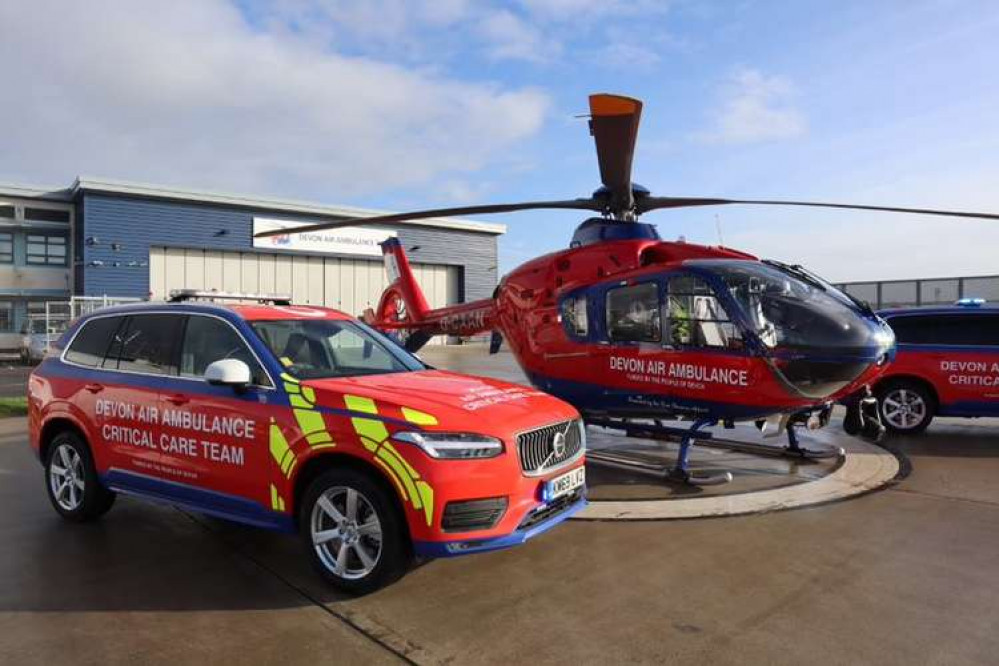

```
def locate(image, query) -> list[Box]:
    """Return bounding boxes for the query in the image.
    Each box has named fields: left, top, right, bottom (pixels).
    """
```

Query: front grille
left=517, top=488, right=584, bottom=531
left=441, top=497, right=508, bottom=533
left=516, top=419, right=584, bottom=474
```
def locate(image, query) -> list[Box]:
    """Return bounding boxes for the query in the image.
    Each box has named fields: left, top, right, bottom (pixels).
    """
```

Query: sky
left=2, top=0, right=999, bottom=282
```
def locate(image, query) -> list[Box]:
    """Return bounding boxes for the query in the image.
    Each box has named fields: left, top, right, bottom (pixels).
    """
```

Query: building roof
left=0, top=176, right=507, bottom=235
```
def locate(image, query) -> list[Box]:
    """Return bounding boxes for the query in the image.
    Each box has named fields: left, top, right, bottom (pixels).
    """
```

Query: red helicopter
left=256, top=94, right=999, bottom=484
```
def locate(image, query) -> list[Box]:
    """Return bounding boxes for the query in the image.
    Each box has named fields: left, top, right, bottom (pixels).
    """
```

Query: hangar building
left=0, top=177, right=504, bottom=350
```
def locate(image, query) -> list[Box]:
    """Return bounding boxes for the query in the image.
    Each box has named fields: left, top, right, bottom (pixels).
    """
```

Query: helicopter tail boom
left=365, top=239, right=497, bottom=347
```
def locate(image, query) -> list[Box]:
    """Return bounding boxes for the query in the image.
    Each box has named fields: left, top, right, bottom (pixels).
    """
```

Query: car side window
left=180, top=315, right=270, bottom=386
left=666, top=275, right=742, bottom=349
left=64, top=316, right=125, bottom=367
left=888, top=315, right=937, bottom=344
left=606, top=282, right=661, bottom=343
left=891, top=314, right=999, bottom=346
left=105, top=314, right=183, bottom=375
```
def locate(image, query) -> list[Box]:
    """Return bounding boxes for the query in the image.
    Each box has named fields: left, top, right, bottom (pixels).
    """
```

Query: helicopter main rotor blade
left=636, top=196, right=999, bottom=221
left=589, top=94, right=642, bottom=214
left=252, top=198, right=603, bottom=238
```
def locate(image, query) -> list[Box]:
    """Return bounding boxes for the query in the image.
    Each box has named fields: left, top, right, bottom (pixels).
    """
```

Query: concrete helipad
left=580, top=424, right=900, bottom=520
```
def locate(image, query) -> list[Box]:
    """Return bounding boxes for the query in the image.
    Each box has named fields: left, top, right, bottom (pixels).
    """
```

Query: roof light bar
left=955, top=297, right=986, bottom=307
left=168, top=289, right=292, bottom=305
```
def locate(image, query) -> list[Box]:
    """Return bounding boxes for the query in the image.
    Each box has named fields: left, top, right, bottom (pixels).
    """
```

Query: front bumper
left=413, top=491, right=587, bottom=558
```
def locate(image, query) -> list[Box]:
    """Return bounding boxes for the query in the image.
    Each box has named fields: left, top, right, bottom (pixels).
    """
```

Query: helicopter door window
left=560, top=294, right=588, bottom=337
left=666, top=276, right=742, bottom=350
left=606, top=282, right=661, bottom=343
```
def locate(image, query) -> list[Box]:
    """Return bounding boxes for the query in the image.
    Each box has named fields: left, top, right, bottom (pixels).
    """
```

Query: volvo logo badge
left=552, top=430, right=567, bottom=458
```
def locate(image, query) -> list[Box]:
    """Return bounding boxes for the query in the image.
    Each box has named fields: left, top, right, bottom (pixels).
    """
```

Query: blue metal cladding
left=77, top=192, right=499, bottom=302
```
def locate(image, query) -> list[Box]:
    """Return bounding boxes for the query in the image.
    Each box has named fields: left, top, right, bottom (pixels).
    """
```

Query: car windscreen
left=250, top=318, right=425, bottom=380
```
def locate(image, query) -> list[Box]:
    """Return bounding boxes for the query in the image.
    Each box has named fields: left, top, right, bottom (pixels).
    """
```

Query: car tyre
left=300, top=468, right=411, bottom=595
left=877, top=380, right=935, bottom=434
left=44, top=431, right=116, bottom=521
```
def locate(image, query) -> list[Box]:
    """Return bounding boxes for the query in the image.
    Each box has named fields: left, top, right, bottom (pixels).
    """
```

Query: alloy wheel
left=310, top=486, right=383, bottom=580
left=49, top=443, right=85, bottom=511
left=882, top=388, right=927, bottom=430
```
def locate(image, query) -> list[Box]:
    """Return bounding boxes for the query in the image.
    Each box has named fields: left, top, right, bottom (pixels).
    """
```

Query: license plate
left=544, top=466, right=585, bottom=501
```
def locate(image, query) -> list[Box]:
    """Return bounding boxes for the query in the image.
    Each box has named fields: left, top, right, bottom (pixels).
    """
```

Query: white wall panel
left=240, top=253, right=259, bottom=294
left=291, top=255, right=309, bottom=304
left=164, top=248, right=187, bottom=296
left=149, top=248, right=165, bottom=300
left=258, top=253, right=275, bottom=294
left=323, top=257, right=340, bottom=308
left=275, top=255, right=292, bottom=295
left=149, top=246, right=461, bottom=344
left=307, top=256, right=324, bottom=305
left=222, top=253, right=241, bottom=292
left=205, top=251, right=224, bottom=291
left=185, top=251, right=205, bottom=291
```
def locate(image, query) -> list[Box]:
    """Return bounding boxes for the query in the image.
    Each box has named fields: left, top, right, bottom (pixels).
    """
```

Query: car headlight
left=392, top=432, right=504, bottom=459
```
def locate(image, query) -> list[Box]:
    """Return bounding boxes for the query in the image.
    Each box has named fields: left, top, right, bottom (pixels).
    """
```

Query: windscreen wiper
left=763, top=259, right=827, bottom=291
left=764, top=259, right=874, bottom=316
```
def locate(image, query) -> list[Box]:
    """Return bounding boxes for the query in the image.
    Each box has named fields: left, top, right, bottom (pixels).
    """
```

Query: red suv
left=27, top=293, right=586, bottom=593
left=874, top=301, right=999, bottom=433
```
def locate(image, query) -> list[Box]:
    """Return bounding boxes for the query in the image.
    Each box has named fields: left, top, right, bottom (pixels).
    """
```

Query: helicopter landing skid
left=699, top=426, right=844, bottom=461
left=585, top=418, right=734, bottom=487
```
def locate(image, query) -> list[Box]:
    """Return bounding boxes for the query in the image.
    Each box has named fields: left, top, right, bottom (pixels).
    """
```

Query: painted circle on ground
left=572, top=437, right=899, bottom=521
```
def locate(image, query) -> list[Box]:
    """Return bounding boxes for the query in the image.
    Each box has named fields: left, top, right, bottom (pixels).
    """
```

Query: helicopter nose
left=770, top=319, right=895, bottom=399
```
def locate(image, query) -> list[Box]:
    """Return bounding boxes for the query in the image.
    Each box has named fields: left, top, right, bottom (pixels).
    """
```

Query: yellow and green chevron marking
left=267, top=373, right=339, bottom=512
left=344, top=394, right=436, bottom=527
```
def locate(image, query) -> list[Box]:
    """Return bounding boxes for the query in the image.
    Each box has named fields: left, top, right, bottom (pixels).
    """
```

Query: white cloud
left=0, top=0, right=549, bottom=200
left=701, top=68, right=807, bottom=144
left=592, top=42, right=661, bottom=69
left=477, top=9, right=559, bottom=62
left=519, top=0, right=670, bottom=22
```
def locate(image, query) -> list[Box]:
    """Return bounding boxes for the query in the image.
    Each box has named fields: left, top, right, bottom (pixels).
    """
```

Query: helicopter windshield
left=687, top=260, right=894, bottom=398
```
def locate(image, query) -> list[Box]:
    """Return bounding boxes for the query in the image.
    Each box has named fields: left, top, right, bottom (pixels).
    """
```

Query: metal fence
left=835, top=275, right=999, bottom=310
left=26, top=296, right=141, bottom=360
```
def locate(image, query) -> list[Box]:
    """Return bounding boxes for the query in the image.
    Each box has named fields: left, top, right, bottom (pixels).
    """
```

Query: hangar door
left=149, top=247, right=460, bottom=345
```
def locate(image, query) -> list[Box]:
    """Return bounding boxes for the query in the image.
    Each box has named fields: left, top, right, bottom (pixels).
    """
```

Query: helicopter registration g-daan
left=256, top=94, right=999, bottom=485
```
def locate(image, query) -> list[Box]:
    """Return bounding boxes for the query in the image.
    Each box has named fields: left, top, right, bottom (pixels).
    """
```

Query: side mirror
left=205, top=359, right=251, bottom=389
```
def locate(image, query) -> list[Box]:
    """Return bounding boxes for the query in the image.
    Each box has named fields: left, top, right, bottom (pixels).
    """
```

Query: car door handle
left=165, top=393, right=190, bottom=406
left=84, top=383, right=104, bottom=394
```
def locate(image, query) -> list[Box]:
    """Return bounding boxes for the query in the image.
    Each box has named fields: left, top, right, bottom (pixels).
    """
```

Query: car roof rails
left=167, top=289, right=292, bottom=306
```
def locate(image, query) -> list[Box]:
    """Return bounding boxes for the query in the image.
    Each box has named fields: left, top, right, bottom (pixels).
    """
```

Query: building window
left=0, top=205, right=14, bottom=220
left=0, top=303, right=12, bottom=333
left=0, top=232, right=12, bottom=264
left=26, top=233, right=68, bottom=266
left=24, top=207, right=71, bottom=223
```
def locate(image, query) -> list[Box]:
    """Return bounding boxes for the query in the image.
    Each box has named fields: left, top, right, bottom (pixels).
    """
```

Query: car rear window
left=64, top=316, right=124, bottom=367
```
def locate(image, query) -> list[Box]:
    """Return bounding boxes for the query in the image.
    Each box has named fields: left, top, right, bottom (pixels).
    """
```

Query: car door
left=85, top=313, right=183, bottom=482
left=928, top=313, right=999, bottom=415
left=158, top=313, right=275, bottom=508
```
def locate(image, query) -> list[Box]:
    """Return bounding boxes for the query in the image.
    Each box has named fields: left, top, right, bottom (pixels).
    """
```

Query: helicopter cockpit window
left=560, top=294, right=588, bottom=337
left=606, top=282, right=661, bottom=343
left=666, top=276, right=742, bottom=349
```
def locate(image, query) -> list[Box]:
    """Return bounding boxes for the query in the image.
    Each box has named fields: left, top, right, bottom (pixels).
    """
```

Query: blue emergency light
left=955, top=297, right=986, bottom=307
